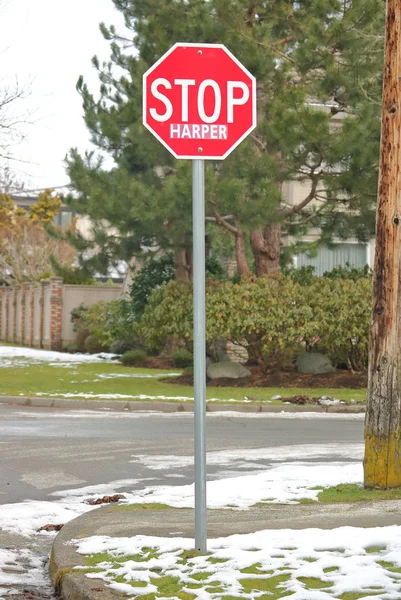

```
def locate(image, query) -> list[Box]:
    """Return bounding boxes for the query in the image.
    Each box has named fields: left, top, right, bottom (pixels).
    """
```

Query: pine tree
left=66, top=0, right=384, bottom=279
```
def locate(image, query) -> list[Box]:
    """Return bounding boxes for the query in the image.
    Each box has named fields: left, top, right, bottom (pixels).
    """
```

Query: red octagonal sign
left=143, top=43, right=256, bottom=160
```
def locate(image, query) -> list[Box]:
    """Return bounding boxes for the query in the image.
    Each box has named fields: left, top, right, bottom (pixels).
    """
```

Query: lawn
left=73, top=526, right=401, bottom=600
left=0, top=358, right=366, bottom=403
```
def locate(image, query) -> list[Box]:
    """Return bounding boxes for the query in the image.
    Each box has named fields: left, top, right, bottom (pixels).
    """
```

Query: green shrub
left=130, top=255, right=175, bottom=318
left=172, top=349, right=193, bottom=368
left=64, top=342, right=78, bottom=354
left=120, top=349, right=147, bottom=366
left=323, top=262, right=372, bottom=280
left=70, top=303, right=90, bottom=352
left=130, top=254, right=226, bottom=319
left=70, top=298, right=139, bottom=351
left=84, top=335, right=104, bottom=354
left=109, top=340, right=136, bottom=355
left=138, top=276, right=371, bottom=370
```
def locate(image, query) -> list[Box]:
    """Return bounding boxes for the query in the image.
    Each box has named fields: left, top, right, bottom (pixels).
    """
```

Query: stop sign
left=143, top=43, right=256, bottom=160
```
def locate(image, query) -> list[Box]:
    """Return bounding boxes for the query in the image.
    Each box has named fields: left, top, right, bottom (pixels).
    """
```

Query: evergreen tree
left=66, top=0, right=384, bottom=279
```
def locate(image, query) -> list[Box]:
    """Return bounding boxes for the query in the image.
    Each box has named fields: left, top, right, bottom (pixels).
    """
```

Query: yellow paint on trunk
left=364, top=434, right=401, bottom=488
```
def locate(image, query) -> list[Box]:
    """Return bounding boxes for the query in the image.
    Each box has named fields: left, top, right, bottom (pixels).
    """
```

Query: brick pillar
left=39, top=280, right=50, bottom=349
left=49, top=277, right=63, bottom=351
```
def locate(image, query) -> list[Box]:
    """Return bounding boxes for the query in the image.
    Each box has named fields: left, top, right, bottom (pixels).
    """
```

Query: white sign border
left=143, top=42, right=257, bottom=160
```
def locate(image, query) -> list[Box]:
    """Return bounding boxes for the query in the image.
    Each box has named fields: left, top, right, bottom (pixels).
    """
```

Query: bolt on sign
left=143, top=43, right=256, bottom=159
left=143, top=42, right=256, bottom=554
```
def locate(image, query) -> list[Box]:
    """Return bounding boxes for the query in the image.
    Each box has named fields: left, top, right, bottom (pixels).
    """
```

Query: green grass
left=240, top=574, right=291, bottom=598
left=0, top=357, right=366, bottom=403
left=77, top=549, right=401, bottom=600
left=316, top=484, right=401, bottom=503
left=297, top=576, right=332, bottom=589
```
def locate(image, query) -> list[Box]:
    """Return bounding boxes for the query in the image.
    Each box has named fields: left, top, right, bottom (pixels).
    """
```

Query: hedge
left=138, top=276, right=372, bottom=371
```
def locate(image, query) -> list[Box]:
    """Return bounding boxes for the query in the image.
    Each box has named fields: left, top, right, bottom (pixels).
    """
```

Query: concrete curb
left=51, top=501, right=401, bottom=600
left=0, top=396, right=366, bottom=413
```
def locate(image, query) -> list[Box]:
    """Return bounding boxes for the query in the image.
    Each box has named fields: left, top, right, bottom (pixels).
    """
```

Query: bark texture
left=174, top=248, right=192, bottom=282
left=250, top=223, right=281, bottom=277
left=364, top=0, right=401, bottom=489
left=234, top=229, right=251, bottom=280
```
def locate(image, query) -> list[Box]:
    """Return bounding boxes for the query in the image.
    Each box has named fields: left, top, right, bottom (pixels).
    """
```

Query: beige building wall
left=15, top=287, right=22, bottom=344
left=42, top=283, right=51, bottom=348
left=7, top=289, right=14, bottom=343
left=1, top=290, right=7, bottom=341
left=61, top=285, right=122, bottom=346
left=33, top=287, right=42, bottom=348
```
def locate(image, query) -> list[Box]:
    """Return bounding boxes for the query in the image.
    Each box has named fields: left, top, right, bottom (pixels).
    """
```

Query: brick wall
left=0, top=278, right=123, bottom=350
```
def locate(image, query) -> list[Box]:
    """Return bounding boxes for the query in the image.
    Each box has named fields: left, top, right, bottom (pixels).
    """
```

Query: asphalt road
left=0, top=405, right=364, bottom=505
left=0, top=405, right=365, bottom=599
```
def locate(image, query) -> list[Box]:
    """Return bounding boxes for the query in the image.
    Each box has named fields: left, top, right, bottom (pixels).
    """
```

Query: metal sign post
left=192, top=159, right=207, bottom=553
left=143, top=42, right=256, bottom=555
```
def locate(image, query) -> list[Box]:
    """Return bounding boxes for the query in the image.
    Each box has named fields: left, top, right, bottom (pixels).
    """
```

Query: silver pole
left=192, top=158, right=207, bottom=553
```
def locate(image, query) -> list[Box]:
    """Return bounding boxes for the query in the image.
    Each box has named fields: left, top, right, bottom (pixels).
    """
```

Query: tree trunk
left=250, top=223, right=281, bottom=277
left=174, top=248, right=192, bottom=282
left=235, top=229, right=251, bottom=280
left=364, top=0, right=401, bottom=489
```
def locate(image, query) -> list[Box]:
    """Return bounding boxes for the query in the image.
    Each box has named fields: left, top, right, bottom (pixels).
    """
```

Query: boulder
left=207, top=361, right=251, bottom=380
left=296, top=353, right=335, bottom=375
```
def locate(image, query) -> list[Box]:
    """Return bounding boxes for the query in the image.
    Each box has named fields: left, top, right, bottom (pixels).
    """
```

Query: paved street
left=0, top=405, right=365, bottom=598
left=0, top=406, right=364, bottom=504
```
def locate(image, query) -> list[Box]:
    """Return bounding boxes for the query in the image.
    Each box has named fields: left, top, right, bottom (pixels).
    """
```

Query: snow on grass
left=97, top=373, right=181, bottom=380
left=74, top=525, right=401, bottom=599
left=0, top=344, right=116, bottom=366
left=35, top=392, right=196, bottom=401
left=0, top=456, right=363, bottom=538
left=123, top=462, right=362, bottom=508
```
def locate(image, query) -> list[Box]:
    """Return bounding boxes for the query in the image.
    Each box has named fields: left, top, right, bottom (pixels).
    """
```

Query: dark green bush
left=120, top=349, right=147, bottom=366
left=70, top=298, right=139, bottom=352
left=138, top=276, right=371, bottom=370
left=130, top=254, right=226, bottom=318
left=130, top=255, right=175, bottom=318
left=172, top=349, right=193, bottom=368
left=323, top=262, right=372, bottom=280
left=84, top=335, right=104, bottom=354
left=109, top=340, right=136, bottom=355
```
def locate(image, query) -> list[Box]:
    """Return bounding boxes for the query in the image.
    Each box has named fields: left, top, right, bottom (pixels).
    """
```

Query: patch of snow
left=124, top=462, right=362, bottom=508
left=0, top=345, right=117, bottom=365
left=0, top=548, right=48, bottom=588
left=74, top=525, right=401, bottom=600
left=97, top=373, right=181, bottom=379
left=133, top=443, right=364, bottom=471
left=318, top=396, right=345, bottom=406
left=35, top=392, right=195, bottom=400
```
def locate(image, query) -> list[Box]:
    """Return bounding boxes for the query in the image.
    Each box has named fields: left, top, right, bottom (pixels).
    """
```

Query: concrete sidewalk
left=50, top=500, right=401, bottom=599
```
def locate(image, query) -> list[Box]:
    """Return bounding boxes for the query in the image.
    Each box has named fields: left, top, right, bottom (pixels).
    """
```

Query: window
left=296, top=243, right=368, bottom=276
left=53, top=209, right=73, bottom=230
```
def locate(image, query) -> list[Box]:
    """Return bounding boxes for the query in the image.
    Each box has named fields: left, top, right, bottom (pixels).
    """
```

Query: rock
left=271, top=394, right=282, bottom=400
left=207, top=361, right=251, bottom=380
left=206, top=357, right=213, bottom=369
left=296, top=353, right=335, bottom=375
